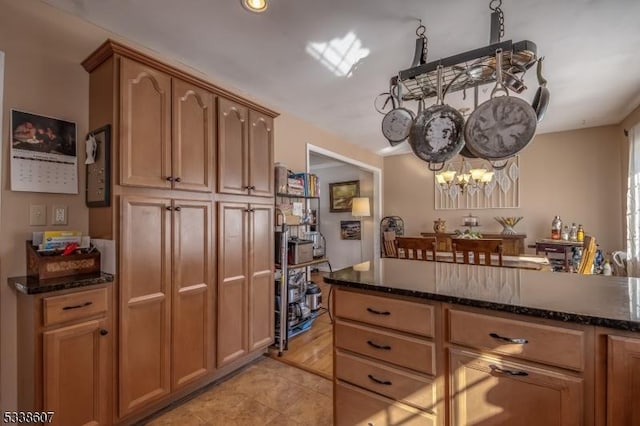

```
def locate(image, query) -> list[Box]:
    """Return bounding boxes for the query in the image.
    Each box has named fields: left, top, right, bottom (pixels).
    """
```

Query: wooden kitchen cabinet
left=119, top=195, right=214, bottom=416
left=449, top=348, right=584, bottom=426
left=218, top=98, right=274, bottom=197
left=217, top=201, right=274, bottom=367
left=120, top=58, right=215, bottom=192
left=606, top=335, right=640, bottom=426
left=17, top=285, right=114, bottom=426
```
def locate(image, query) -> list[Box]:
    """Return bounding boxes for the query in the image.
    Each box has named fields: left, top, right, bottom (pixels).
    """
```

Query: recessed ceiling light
left=242, top=0, right=267, bottom=13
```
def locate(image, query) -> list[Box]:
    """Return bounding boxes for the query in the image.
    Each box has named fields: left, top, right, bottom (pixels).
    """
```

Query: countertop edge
left=324, top=276, right=640, bottom=332
left=8, top=273, right=115, bottom=295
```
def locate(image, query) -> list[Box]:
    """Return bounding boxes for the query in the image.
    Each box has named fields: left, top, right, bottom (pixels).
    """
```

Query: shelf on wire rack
left=275, top=257, right=329, bottom=270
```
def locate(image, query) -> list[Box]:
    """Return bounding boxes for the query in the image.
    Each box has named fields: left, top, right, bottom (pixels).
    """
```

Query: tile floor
left=144, top=356, right=333, bottom=425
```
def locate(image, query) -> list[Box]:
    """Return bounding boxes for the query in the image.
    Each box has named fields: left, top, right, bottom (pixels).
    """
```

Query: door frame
left=306, top=144, right=382, bottom=267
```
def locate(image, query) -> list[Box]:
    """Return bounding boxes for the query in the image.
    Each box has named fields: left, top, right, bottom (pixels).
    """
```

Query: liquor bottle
left=570, top=223, right=577, bottom=241
left=551, top=215, right=562, bottom=240
left=577, top=224, right=585, bottom=242
left=561, top=226, right=569, bottom=241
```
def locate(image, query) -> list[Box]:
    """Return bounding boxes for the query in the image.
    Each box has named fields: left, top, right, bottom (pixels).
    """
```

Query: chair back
left=395, top=237, right=436, bottom=261
left=382, top=231, right=397, bottom=257
left=452, top=238, right=504, bottom=266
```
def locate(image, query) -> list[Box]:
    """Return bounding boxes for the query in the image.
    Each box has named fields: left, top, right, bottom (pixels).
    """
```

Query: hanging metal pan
left=408, top=65, right=465, bottom=171
left=381, top=79, right=414, bottom=146
left=464, top=49, right=537, bottom=162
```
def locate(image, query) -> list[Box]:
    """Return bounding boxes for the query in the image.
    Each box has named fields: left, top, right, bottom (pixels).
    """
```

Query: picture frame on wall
left=340, top=220, right=362, bottom=240
left=329, top=180, right=360, bottom=212
left=85, top=124, right=111, bottom=207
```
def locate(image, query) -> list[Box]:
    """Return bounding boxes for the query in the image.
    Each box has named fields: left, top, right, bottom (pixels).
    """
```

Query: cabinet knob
left=100, top=329, right=109, bottom=336
left=174, top=206, right=181, bottom=211
left=166, top=176, right=174, bottom=182
left=249, top=185, right=256, bottom=190
left=166, top=206, right=172, bottom=211
left=174, top=177, right=182, bottom=183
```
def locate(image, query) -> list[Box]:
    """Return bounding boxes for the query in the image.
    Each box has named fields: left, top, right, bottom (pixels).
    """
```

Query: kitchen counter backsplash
left=8, top=272, right=114, bottom=295
left=324, top=259, right=640, bottom=331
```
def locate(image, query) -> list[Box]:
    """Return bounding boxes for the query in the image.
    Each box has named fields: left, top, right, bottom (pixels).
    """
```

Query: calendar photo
left=10, top=109, right=78, bottom=194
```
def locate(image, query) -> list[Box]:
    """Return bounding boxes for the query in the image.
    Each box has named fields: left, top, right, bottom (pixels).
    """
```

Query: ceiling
left=46, top=0, right=640, bottom=156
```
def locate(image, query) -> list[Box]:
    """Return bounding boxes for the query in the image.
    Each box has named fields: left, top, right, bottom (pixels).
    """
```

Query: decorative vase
left=501, top=225, right=517, bottom=235
left=494, top=216, right=523, bottom=235
left=434, top=218, right=446, bottom=233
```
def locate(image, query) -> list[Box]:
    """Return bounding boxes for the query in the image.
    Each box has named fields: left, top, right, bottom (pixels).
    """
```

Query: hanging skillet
left=464, top=48, right=537, bottom=163
left=381, top=79, right=414, bottom=146
left=531, top=57, right=550, bottom=122
left=408, top=65, right=465, bottom=171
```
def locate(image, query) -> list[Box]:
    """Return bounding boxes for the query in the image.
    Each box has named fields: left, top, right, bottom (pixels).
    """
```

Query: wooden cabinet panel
left=335, top=288, right=434, bottom=337
left=607, top=335, right=640, bottom=426
left=335, top=320, right=435, bottom=375
left=120, top=58, right=172, bottom=189
left=172, top=200, right=214, bottom=389
left=336, top=350, right=437, bottom=413
left=43, top=318, right=110, bottom=426
left=217, top=98, right=248, bottom=195
left=217, top=203, right=248, bottom=366
left=43, top=287, right=108, bottom=327
left=248, top=111, right=273, bottom=197
left=248, top=204, right=274, bottom=350
left=335, top=381, right=436, bottom=426
left=449, top=309, right=586, bottom=371
left=120, top=196, right=172, bottom=416
left=172, top=80, right=215, bottom=192
left=449, top=348, right=583, bottom=426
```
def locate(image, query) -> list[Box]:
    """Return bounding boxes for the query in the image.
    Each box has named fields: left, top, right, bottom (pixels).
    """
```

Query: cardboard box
left=26, top=240, right=101, bottom=280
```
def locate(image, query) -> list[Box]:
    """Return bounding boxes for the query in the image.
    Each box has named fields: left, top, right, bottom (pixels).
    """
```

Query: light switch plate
left=52, top=205, right=68, bottom=225
left=29, top=204, right=46, bottom=226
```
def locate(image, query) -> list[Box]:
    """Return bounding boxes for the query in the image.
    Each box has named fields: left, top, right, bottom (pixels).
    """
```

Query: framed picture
left=341, top=220, right=362, bottom=240
left=329, top=180, right=360, bottom=212
left=85, top=124, right=111, bottom=207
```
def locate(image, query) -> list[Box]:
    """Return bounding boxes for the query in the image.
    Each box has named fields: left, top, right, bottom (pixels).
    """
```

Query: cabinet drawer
left=335, top=381, right=436, bottom=426
left=43, top=287, right=108, bottom=327
left=335, top=289, right=434, bottom=337
left=448, top=309, right=586, bottom=371
left=336, top=350, right=437, bottom=412
left=335, top=320, right=435, bottom=375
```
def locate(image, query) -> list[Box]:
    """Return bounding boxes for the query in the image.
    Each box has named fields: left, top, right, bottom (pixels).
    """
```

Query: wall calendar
left=10, top=109, right=78, bottom=194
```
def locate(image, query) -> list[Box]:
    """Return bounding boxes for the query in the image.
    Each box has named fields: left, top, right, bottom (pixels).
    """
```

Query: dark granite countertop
left=8, top=272, right=115, bottom=295
left=324, top=259, right=640, bottom=332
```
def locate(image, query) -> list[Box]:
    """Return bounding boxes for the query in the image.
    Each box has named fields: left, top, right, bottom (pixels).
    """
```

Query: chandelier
left=435, top=158, right=494, bottom=193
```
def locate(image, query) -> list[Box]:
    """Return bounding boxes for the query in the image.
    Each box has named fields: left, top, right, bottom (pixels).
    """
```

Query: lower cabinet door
left=607, top=335, right=640, bottom=426
left=335, top=381, right=436, bottom=426
left=449, top=349, right=583, bottom=426
left=43, top=318, right=110, bottom=426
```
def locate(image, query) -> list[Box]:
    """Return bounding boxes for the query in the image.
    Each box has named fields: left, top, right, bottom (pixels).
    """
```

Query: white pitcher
left=612, top=251, right=627, bottom=276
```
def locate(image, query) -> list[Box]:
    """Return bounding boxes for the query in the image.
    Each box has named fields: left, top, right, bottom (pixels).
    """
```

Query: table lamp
left=352, top=197, right=371, bottom=262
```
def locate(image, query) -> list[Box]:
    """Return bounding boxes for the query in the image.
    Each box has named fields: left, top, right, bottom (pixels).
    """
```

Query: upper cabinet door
left=120, top=58, right=172, bottom=189
left=218, top=98, right=248, bottom=195
left=248, top=111, right=274, bottom=197
left=172, top=80, right=215, bottom=192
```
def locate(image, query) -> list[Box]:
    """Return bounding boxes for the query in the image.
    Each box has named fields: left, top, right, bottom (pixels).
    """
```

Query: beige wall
left=0, top=0, right=383, bottom=410
left=384, top=125, right=625, bottom=254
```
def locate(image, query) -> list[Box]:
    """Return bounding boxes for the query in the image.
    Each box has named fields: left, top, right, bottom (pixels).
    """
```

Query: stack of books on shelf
left=287, top=172, right=319, bottom=197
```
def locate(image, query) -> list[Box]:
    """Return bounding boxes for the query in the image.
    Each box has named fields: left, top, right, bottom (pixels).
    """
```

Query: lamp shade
left=351, top=197, right=370, bottom=217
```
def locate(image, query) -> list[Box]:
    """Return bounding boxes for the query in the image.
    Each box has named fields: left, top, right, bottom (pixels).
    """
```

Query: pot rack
left=397, top=39, right=537, bottom=101
left=392, top=1, right=538, bottom=102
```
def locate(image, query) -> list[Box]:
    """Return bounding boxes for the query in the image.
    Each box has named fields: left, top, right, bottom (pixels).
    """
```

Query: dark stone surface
left=324, top=259, right=640, bottom=332
left=8, top=272, right=114, bottom=295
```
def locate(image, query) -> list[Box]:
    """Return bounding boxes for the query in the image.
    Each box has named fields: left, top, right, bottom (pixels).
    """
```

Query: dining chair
left=452, top=238, right=504, bottom=266
left=395, top=237, right=437, bottom=261
left=383, top=231, right=398, bottom=257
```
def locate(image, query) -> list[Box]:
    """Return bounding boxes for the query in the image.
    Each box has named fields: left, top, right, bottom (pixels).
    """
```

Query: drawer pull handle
left=489, top=364, right=529, bottom=377
left=367, top=340, right=391, bottom=350
left=489, top=332, right=528, bottom=344
left=62, top=301, right=93, bottom=310
left=366, top=307, right=391, bottom=316
left=368, top=374, right=392, bottom=386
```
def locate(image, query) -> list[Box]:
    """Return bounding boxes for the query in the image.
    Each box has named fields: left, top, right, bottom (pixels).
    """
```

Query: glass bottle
left=561, top=226, right=569, bottom=241
left=569, top=223, right=577, bottom=242
left=603, top=260, right=613, bottom=276
left=551, top=215, right=562, bottom=240
left=577, top=224, right=585, bottom=242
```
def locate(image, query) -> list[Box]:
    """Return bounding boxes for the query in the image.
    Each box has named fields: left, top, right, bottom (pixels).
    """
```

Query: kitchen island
left=325, top=259, right=640, bottom=425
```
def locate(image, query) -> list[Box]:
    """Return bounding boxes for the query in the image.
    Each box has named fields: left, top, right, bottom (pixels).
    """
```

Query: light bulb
left=242, top=0, right=267, bottom=12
